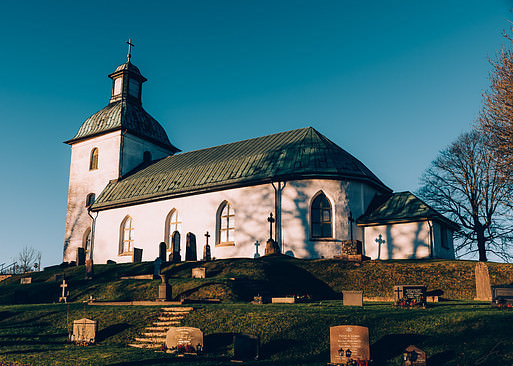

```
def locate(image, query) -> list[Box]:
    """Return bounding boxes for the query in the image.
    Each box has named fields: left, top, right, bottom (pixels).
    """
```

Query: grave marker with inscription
left=329, top=325, right=370, bottom=365
left=394, top=285, right=427, bottom=307
left=71, top=318, right=97, bottom=344
left=492, top=285, right=513, bottom=306
left=20, top=277, right=32, bottom=285
left=403, top=345, right=426, bottom=366
left=166, top=327, right=203, bottom=353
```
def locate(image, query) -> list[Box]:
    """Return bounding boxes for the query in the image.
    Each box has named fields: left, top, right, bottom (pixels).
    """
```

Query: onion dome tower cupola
left=65, top=39, right=179, bottom=153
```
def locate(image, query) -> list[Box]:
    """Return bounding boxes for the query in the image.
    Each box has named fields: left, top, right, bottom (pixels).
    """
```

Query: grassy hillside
left=1, top=256, right=513, bottom=304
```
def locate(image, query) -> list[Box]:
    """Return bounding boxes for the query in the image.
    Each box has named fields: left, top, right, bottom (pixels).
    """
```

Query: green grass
left=0, top=302, right=512, bottom=365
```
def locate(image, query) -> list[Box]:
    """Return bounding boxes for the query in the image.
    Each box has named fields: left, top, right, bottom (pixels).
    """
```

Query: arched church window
left=217, top=201, right=235, bottom=245
left=90, top=148, right=99, bottom=170
left=311, top=192, right=333, bottom=238
left=143, top=151, right=152, bottom=163
left=119, top=216, right=135, bottom=254
left=85, top=193, right=95, bottom=207
left=165, top=209, right=182, bottom=250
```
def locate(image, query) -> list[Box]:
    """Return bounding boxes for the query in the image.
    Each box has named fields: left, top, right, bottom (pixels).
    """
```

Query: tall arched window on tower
left=217, top=201, right=235, bottom=245
left=164, top=209, right=182, bottom=250
left=89, top=148, right=99, bottom=170
left=311, top=192, right=333, bottom=238
left=119, top=216, right=135, bottom=255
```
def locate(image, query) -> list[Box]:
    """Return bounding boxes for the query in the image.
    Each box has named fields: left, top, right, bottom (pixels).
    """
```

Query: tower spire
left=126, top=38, right=134, bottom=62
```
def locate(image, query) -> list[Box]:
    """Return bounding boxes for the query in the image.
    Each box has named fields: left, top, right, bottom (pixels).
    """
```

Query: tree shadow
left=372, top=333, right=427, bottom=363
left=97, top=323, right=132, bottom=342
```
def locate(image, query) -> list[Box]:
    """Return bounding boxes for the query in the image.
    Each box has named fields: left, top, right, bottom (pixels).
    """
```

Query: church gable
left=91, top=127, right=391, bottom=210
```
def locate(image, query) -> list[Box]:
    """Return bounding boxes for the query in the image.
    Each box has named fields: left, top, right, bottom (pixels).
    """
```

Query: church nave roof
left=91, top=127, right=391, bottom=210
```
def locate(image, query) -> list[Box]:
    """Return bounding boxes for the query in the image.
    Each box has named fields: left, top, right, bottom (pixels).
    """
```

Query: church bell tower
left=62, top=40, right=179, bottom=262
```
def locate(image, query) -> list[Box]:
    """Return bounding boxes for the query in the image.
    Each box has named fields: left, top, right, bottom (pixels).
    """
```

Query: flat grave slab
left=271, top=297, right=295, bottom=304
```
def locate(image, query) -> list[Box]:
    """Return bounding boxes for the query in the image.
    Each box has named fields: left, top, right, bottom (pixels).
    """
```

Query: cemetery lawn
left=0, top=301, right=512, bottom=365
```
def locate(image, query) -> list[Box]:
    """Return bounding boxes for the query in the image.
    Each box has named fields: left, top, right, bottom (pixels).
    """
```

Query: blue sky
left=0, top=1, right=512, bottom=267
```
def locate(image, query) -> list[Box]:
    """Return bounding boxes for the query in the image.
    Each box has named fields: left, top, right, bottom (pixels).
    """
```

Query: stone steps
left=128, top=306, right=194, bottom=349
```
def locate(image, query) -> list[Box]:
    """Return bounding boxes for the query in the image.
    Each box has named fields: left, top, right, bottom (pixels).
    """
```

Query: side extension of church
left=63, top=57, right=457, bottom=263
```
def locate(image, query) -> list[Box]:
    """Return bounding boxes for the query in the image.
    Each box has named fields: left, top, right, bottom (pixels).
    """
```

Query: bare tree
left=418, top=131, right=513, bottom=262
left=480, top=31, right=513, bottom=176
left=17, top=246, right=42, bottom=273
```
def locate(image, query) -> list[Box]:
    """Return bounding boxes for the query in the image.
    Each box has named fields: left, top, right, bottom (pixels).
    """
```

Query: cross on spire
left=126, top=38, right=134, bottom=62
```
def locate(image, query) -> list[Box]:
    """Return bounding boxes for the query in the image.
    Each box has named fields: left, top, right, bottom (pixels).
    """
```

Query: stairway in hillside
left=128, top=307, right=194, bottom=349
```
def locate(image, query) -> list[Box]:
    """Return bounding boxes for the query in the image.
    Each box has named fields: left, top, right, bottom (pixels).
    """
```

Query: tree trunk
left=476, top=227, right=488, bottom=262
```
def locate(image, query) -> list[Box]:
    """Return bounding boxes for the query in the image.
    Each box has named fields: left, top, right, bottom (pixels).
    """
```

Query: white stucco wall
left=91, top=179, right=384, bottom=263
left=432, top=222, right=456, bottom=259
left=64, top=131, right=122, bottom=262
left=363, top=222, right=432, bottom=260
left=121, top=134, right=174, bottom=176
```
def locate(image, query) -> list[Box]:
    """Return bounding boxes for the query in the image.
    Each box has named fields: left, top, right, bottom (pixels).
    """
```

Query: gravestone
left=343, top=291, right=363, bottom=307
left=403, top=345, right=426, bottom=366
left=85, top=259, right=93, bottom=280
left=254, top=240, right=261, bottom=258
left=265, top=239, right=281, bottom=255
left=71, top=318, right=97, bottom=344
left=159, top=242, right=167, bottom=262
left=203, top=232, right=211, bottom=261
left=394, top=285, right=427, bottom=307
left=53, top=273, right=65, bottom=283
left=158, top=274, right=171, bottom=301
left=166, top=327, right=203, bottom=353
left=154, top=257, right=163, bottom=278
left=192, top=268, right=206, bottom=279
left=492, top=285, right=513, bottom=305
left=76, top=247, right=86, bottom=266
left=59, top=279, right=68, bottom=303
left=233, top=333, right=259, bottom=361
left=474, top=262, right=492, bottom=301
left=133, top=248, right=143, bottom=263
left=329, top=325, right=370, bottom=365
left=171, top=231, right=181, bottom=262
left=20, top=277, right=32, bottom=284
left=185, top=232, right=197, bottom=261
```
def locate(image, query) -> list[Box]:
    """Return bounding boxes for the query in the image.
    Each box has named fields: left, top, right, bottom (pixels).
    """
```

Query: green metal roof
left=92, top=127, right=391, bottom=211
left=65, top=99, right=179, bottom=151
left=357, top=191, right=459, bottom=228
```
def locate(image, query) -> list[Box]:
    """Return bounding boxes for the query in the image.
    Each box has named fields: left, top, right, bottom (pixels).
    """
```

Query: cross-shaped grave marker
left=59, top=280, right=68, bottom=303
left=254, top=240, right=260, bottom=259
left=375, top=234, right=385, bottom=260
left=267, top=213, right=275, bottom=240
left=205, top=231, right=210, bottom=244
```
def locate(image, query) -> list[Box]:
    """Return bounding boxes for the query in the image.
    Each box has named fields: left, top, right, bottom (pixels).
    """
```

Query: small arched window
left=165, top=209, right=182, bottom=250
left=119, top=216, right=135, bottom=254
left=85, top=193, right=95, bottom=207
left=143, top=151, right=152, bottom=163
left=311, top=192, right=332, bottom=238
left=89, top=148, right=99, bottom=170
left=217, top=201, right=235, bottom=245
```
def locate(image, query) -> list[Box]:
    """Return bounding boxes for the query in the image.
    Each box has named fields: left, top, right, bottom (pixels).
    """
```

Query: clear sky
left=1, top=1, right=512, bottom=267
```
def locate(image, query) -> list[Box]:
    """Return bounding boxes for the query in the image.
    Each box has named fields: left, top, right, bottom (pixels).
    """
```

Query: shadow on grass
left=428, top=350, right=455, bottom=365
left=204, top=332, right=234, bottom=353
left=372, top=333, right=427, bottom=363
left=97, top=323, right=132, bottom=342
left=260, top=339, right=299, bottom=358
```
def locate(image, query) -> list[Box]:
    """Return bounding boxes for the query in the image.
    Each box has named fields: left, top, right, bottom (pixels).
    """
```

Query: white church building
left=63, top=57, right=457, bottom=264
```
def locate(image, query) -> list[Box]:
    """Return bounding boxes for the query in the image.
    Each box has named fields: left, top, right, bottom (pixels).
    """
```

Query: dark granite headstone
left=133, top=248, right=143, bottom=263
left=159, top=242, right=167, bottom=262
left=171, top=231, right=181, bottom=262
left=404, top=345, right=426, bottom=366
left=329, top=325, right=370, bottom=365
left=185, top=232, right=197, bottom=261
left=394, top=285, right=427, bottom=306
left=233, top=333, right=259, bottom=361
left=343, top=291, right=363, bottom=306
left=203, top=243, right=211, bottom=262
left=76, top=247, right=86, bottom=266
left=154, top=257, right=163, bottom=278
left=492, top=285, right=513, bottom=305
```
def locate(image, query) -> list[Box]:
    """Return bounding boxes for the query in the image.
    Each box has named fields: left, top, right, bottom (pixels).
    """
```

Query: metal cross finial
left=126, top=38, right=135, bottom=62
